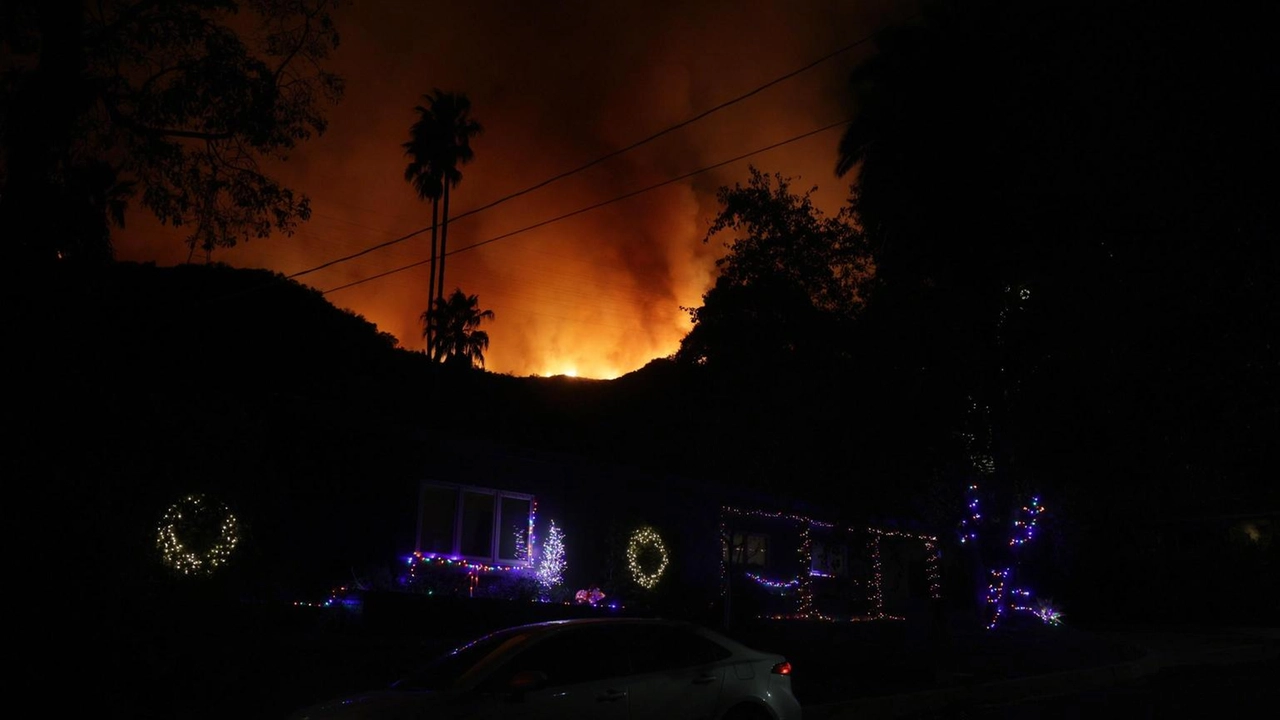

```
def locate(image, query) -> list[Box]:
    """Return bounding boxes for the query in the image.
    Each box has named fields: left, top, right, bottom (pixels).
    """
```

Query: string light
left=745, top=573, right=801, bottom=591
left=958, top=484, right=981, bottom=544
left=761, top=612, right=892, bottom=621
left=719, top=517, right=729, bottom=595
left=513, top=528, right=528, bottom=562
left=407, top=552, right=526, bottom=575
left=868, top=527, right=944, bottom=612
left=157, top=494, right=240, bottom=576
left=627, top=526, right=669, bottom=589
left=720, top=506, right=942, bottom=623
left=1009, top=588, right=1036, bottom=616
left=984, top=495, right=1052, bottom=629
left=293, top=585, right=363, bottom=609
left=924, top=540, right=943, bottom=600
left=795, top=524, right=825, bottom=618
left=869, top=534, right=885, bottom=618
left=536, top=520, right=567, bottom=591
left=720, top=506, right=835, bottom=528
left=527, top=499, right=538, bottom=567
left=1009, top=496, right=1044, bottom=546
left=986, top=568, right=1009, bottom=629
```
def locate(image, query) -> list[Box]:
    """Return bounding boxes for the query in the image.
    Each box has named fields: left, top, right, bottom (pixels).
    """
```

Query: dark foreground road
left=907, top=655, right=1280, bottom=719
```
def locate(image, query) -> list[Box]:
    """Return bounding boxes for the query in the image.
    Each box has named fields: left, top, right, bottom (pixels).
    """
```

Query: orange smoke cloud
left=115, top=0, right=902, bottom=378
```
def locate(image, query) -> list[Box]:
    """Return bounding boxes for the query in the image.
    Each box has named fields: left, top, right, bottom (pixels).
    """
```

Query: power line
left=321, top=118, right=852, bottom=296
left=288, top=19, right=900, bottom=281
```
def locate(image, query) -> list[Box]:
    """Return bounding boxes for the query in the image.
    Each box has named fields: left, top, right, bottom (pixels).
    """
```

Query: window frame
left=417, top=481, right=535, bottom=567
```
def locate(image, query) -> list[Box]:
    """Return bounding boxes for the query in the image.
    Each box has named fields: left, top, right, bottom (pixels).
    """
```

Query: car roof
left=496, top=616, right=688, bottom=635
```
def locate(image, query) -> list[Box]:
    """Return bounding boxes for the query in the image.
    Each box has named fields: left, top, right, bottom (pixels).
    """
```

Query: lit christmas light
left=958, top=484, right=982, bottom=544
left=746, top=573, right=801, bottom=591
left=983, top=494, right=1052, bottom=629
left=406, top=552, right=526, bottom=575
left=574, top=587, right=606, bottom=605
left=512, top=529, right=527, bottom=562
left=1034, top=598, right=1065, bottom=626
left=720, top=506, right=941, bottom=623
left=527, top=499, right=538, bottom=567
left=293, top=586, right=363, bottom=610
left=986, top=568, right=1010, bottom=629
left=924, top=540, right=943, bottom=600
left=869, top=533, right=885, bottom=618
left=536, top=520, right=567, bottom=592
left=156, top=494, right=240, bottom=576
left=795, top=524, right=825, bottom=618
left=627, top=526, right=669, bottom=589
left=1009, top=496, right=1045, bottom=546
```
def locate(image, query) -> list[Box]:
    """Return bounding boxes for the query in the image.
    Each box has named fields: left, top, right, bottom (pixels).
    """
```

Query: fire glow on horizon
left=113, top=1, right=898, bottom=379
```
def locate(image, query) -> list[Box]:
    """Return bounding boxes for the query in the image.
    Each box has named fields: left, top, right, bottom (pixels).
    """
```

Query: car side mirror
left=506, top=670, right=548, bottom=699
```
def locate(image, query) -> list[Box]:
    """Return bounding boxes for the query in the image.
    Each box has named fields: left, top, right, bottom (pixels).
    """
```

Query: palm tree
left=403, top=118, right=444, bottom=331
left=421, top=288, right=495, bottom=369
left=403, top=90, right=483, bottom=351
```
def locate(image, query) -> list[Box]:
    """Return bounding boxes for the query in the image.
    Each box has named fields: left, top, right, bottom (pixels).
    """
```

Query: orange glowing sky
left=116, top=0, right=906, bottom=378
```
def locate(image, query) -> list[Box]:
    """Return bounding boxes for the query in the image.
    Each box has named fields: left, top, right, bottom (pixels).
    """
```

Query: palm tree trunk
left=427, top=197, right=440, bottom=356
left=437, top=182, right=451, bottom=304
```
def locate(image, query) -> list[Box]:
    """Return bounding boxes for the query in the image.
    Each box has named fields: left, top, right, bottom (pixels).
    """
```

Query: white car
left=288, top=616, right=802, bottom=720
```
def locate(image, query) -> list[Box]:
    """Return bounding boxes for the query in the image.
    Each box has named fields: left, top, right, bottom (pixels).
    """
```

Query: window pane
left=730, top=532, right=768, bottom=567
left=395, top=628, right=534, bottom=691
left=811, top=539, right=847, bottom=577
left=460, top=491, right=495, bottom=558
left=628, top=626, right=731, bottom=674
left=498, top=628, right=631, bottom=688
left=419, top=485, right=458, bottom=555
left=498, top=497, right=532, bottom=562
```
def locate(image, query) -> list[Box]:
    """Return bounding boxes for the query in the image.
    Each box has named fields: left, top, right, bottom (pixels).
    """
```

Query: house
left=400, top=437, right=945, bottom=624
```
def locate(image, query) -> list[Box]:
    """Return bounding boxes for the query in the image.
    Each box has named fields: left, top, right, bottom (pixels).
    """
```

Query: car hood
left=289, top=689, right=443, bottom=719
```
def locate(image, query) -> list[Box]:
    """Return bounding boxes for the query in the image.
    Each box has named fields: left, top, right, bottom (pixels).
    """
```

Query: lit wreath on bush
left=157, top=494, right=240, bottom=576
left=627, top=526, right=669, bottom=589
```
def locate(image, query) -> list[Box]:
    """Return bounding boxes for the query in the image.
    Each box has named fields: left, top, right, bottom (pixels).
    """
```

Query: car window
left=393, top=628, right=534, bottom=691
left=488, top=626, right=632, bottom=689
left=626, top=625, right=733, bottom=674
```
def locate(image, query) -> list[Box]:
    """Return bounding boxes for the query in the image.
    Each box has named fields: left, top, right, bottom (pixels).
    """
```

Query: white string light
left=627, top=526, right=669, bottom=589
left=157, top=494, right=240, bottom=576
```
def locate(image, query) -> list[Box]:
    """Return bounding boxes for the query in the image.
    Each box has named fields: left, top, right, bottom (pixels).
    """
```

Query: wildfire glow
left=532, top=360, right=624, bottom=380
left=109, top=1, right=864, bottom=379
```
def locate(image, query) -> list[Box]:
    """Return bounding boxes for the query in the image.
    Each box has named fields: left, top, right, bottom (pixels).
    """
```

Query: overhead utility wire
left=288, top=19, right=904, bottom=281
left=321, top=118, right=852, bottom=296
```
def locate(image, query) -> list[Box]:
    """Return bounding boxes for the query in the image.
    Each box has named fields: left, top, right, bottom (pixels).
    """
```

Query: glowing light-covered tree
left=958, top=396, right=1055, bottom=630
left=536, top=520, right=566, bottom=596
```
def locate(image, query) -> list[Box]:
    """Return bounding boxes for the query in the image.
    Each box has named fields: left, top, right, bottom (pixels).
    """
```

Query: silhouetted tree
left=677, top=166, right=870, bottom=369
left=836, top=0, right=1278, bottom=496
left=833, top=0, right=1278, bottom=619
left=422, top=288, right=494, bottom=369
left=402, top=90, right=482, bottom=349
left=0, top=0, right=344, bottom=265
left=672, top=167, right=879, bottom=503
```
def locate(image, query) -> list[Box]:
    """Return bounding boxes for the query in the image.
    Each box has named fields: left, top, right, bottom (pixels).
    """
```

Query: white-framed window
left=417, top=481, right=534, bottom=565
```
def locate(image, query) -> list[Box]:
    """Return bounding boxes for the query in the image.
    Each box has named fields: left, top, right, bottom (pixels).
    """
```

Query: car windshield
left=392, top=627, right=535, bottom=692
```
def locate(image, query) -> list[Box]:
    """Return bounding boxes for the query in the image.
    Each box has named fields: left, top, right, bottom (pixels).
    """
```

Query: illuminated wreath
left=626, top=526, right=669, bottom=589
left=157, top=494, right=240, bottom=576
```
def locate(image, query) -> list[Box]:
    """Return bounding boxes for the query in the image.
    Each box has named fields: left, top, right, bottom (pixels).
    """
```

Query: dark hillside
left=10, top=262, right=744, bottom=605
left=11, top=262, right=432, bottom=604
